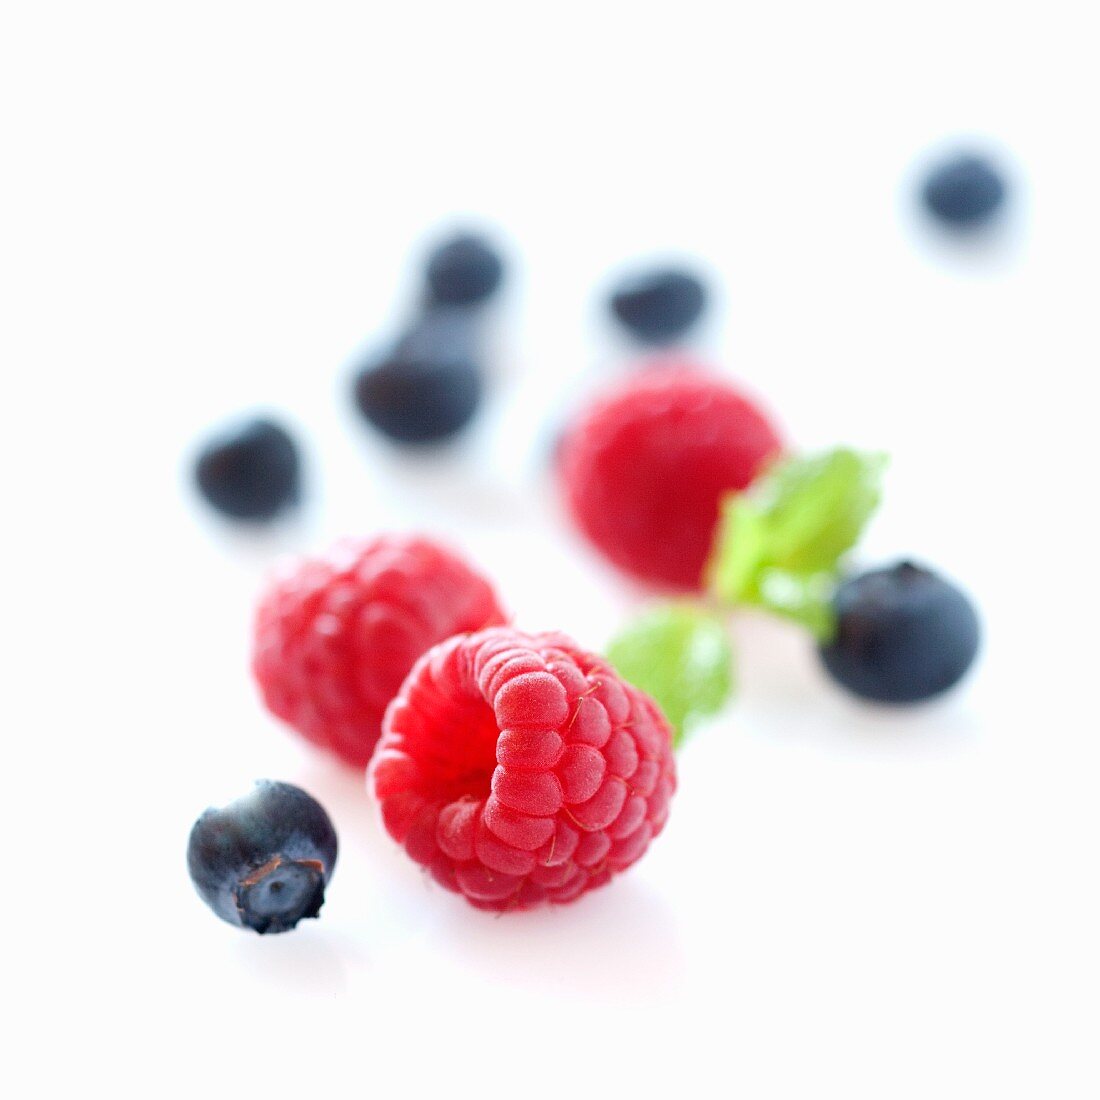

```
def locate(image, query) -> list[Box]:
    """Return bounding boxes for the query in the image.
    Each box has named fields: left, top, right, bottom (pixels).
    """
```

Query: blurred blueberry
left=424, top=232, right=504, bottom=306
left=193, top=416, right=300, bottom=521
left=922, top=153, right=1007, bottom=228
left=353, top=309, right=483, bottom=444
left=609, top=267, right=707, bottom=344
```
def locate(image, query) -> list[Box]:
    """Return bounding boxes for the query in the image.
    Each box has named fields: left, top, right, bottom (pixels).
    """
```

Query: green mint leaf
left=752, top=448, right=887, bottom=572
left=754, top=567, right=837, bottom=640
left=705, top=496, right=770, bottom=605
left=607, top=604, right=733, bottom=748
left=706, top=447, right=887, bottom=624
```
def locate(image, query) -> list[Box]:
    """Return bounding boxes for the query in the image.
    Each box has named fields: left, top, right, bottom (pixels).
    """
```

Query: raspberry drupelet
left=370, top=627, right=677, bottom=911
left=253, top=535, right=506, bottom=768
left=558, top=364, right=782, bottom=590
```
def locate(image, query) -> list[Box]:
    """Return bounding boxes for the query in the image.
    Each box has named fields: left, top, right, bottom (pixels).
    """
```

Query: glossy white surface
left=4, top=2, right=1097, bottom=1096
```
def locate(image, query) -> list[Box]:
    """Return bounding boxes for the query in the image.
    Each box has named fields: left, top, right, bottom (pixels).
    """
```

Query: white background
left=3, top=2, right=1098, bottom=1097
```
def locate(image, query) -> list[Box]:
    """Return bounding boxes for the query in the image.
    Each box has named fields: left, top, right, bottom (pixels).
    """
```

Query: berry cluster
left=354, top=233, right=504, bottom=445
left=570, top=373, right=981, bottom=737
left=555, top=268, right=980, bottom=728
left=187, top=148, right=999, bottom=932
left=191, top=535, right=678, bottom=927
left=190, top=147, right=1008, bottom=525
left=191, top=229, right=506, bottom=522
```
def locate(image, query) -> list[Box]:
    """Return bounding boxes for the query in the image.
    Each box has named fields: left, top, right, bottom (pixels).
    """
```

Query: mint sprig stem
left=606, top=448, right=885, bottom=747
left=707, top=446, right=887, bottom=636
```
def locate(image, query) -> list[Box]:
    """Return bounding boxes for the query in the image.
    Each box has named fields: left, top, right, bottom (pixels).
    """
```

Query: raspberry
left=370, top=627, right=676, bottom=911
left=252, top=536, right=506, bottom=768
left=558, top=364, right=782, bottom=589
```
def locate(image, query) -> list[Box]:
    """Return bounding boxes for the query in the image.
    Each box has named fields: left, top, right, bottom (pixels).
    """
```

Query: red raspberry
left=370, top=627, right=676, bottom=911
left=558, top=364, right=782, bottom=589
left=252, top=536, right=506, bottom=768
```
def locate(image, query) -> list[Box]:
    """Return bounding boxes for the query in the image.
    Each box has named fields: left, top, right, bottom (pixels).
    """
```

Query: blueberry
left=609, top=267, right=707, bottom=344
left=819, top=561, right=980, bottom=704
left=424, top=232, right=504, bottom=306
left=193, top=417, right=300, bottom=521
left=921, top=154, right=1006, bottom=227
left=187, top=781, right=338, bottom=934
left=353, top=310, right=483, bottom=444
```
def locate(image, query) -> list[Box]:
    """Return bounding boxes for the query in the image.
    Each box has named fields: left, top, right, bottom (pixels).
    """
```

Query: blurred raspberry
left=371, top=627, right=676, bottom=911
left=253, top=536, right=506, bottom=768
left=558, top=364, right=782, bottom=589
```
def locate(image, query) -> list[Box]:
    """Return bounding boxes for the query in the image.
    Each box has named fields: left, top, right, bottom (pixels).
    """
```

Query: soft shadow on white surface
left=433, top=876, right=685, bottom=1001
left=731, top=611, right=984, bottom=754
left=908, top=216, right=1024, bottom=274
left=190, top=509, right=314, bottom=568
left=901, top=193, right=1027, bottom=276
left=232, top=923, right=355, bottom=998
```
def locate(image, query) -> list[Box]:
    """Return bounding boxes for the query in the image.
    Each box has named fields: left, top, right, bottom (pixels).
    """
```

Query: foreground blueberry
left=424, top=232, right=504, bottom=306
left=187, top=781, right=338, bottom=934
left=819, top=561, right=980, bottom=704
left=922, top=154, right=1006, bottom=227
left=194, top=417, right=300, bottom=521
left=609, top=267, right=706, bottom=344
left=353, top=310, right=483, bottom=444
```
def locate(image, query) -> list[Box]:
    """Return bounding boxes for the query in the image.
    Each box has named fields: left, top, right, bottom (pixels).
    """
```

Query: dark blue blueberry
left=609, top=267, right=707, bottom=344
left=193, top=417, right=300, bottom=521
left=424, top=232, right=504, bottom=306
left=819, top=561, right=980, bottom=704
left=353, top=309, right=483, bottom=444
left=187, top=781, right=338, bottom=934
left=922, top=154, right=1006, bottom=227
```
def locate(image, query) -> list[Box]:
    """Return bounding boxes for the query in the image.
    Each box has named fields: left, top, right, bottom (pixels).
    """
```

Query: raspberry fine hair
left=252, top=535, right=507, bottom=768
left=370, top=627, right=677, bottom=910
left=558, top=364, right=782, bottom=589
